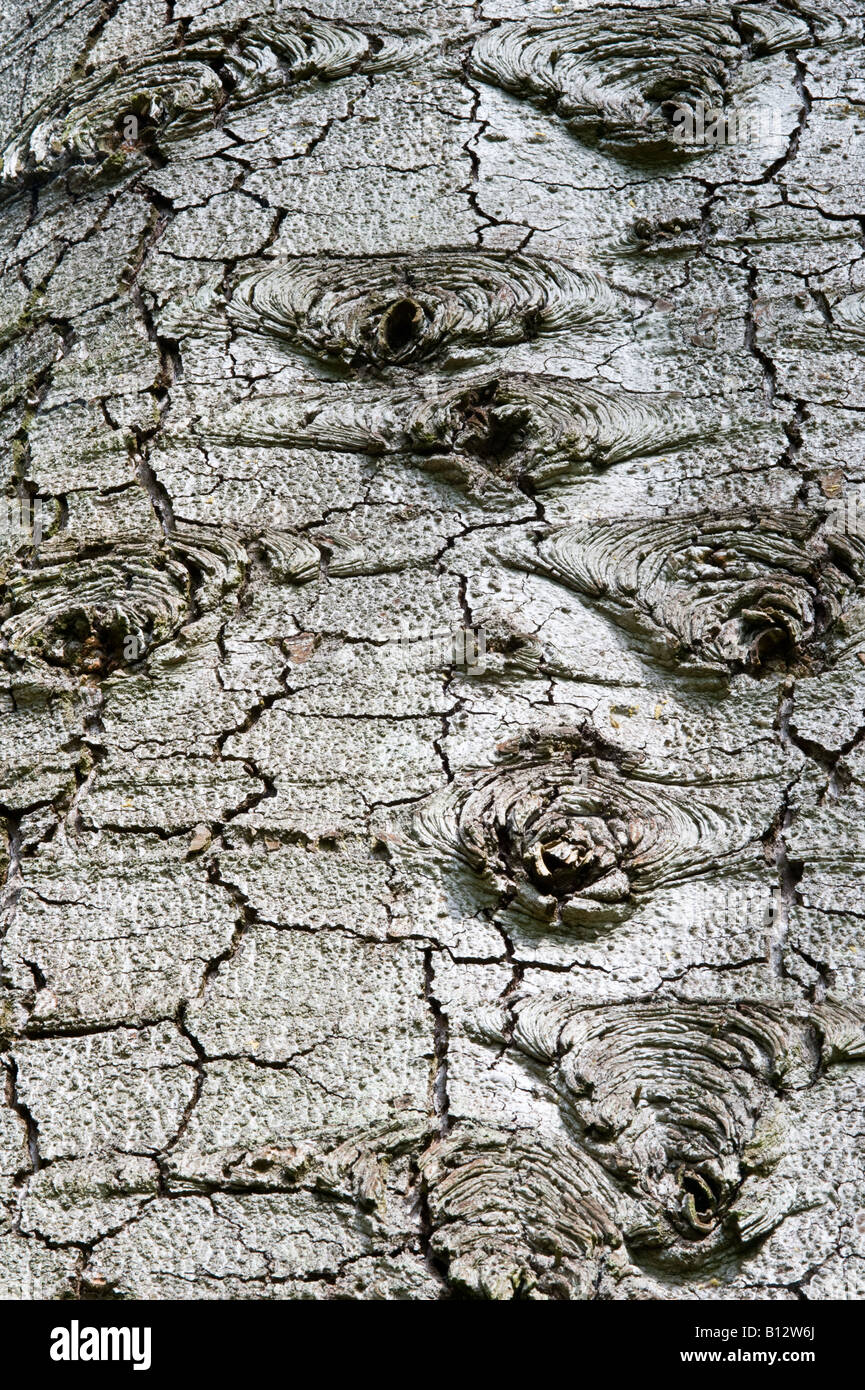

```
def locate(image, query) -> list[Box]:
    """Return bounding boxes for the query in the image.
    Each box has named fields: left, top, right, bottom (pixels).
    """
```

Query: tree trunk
left=0, top=0, right=863, bottom=1300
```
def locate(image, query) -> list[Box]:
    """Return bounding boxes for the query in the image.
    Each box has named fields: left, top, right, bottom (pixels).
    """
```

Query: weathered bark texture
left=1, top=0, right=864, bottom=1300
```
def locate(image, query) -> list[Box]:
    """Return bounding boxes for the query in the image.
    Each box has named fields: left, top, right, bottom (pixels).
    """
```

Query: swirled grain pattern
left=0, top=527, right=244, bottom=676
left=419, top=997, right=865, bottom=1293
left=230, top=254, right=617, bottom=366
left=469, top=6, right=810, bottom=162
left=538, top=512, right=865, bottom=675
left=412, top=723, right=755, bottom=934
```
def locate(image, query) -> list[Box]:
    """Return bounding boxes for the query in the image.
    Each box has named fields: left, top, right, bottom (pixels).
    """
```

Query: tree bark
left=0, top=0, right=863, bottom=1299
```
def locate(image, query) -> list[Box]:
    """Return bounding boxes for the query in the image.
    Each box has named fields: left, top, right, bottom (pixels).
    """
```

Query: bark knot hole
left=376, top=296, right=426, bottom=358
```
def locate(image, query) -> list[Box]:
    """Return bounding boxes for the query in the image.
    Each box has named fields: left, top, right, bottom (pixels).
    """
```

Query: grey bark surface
left=0, top=0, right=864, bottom=1300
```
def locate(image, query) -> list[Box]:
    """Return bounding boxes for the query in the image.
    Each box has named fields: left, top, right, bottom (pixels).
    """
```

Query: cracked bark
left=0, top=0, right=864, bottom=1301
